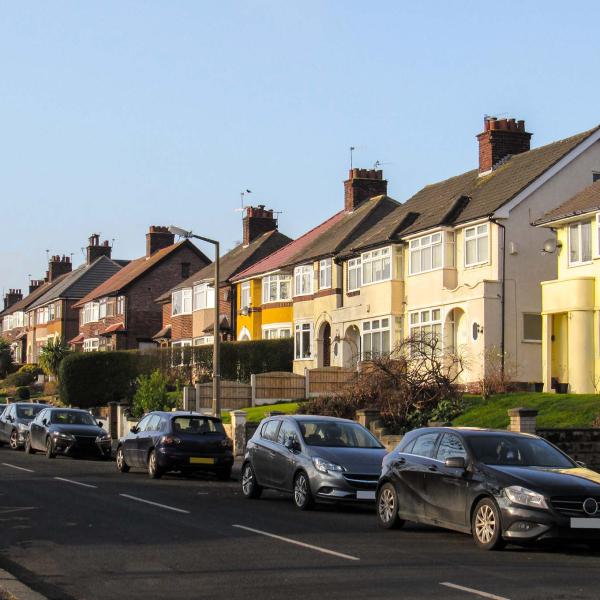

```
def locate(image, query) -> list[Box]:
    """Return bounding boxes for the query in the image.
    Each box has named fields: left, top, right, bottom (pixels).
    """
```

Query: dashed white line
left=1, top=463, right=34, bottom=473
left=54, top=477, right=97, bottom=489
left=233, top=524, right=360, bottom=561
left=119, top=493, right=190, bottom=514
left=440, top=582, right=511, bottom=600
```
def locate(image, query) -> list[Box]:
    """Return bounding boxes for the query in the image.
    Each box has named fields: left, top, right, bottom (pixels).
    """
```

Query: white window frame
left=83, top=337, right=100, bottom=352
left=409, top=233, right=444, bottom=275
left=361, top=317, right=392, bottom=359
left=193, top=335, right=214, bottom=346
left=522, top=312, right=542, bottom=343
left=347, top=257, right=362, bottom=292
left=262, top=274, right=291, bottom=303
left=569, top=220, right=592, bottom=266
left=294, top=321, right=313, bottom=360
left=99, top=298, right=107, bottom=320
left=240, top=282, right=251, bottom=310
left=319, top=259, right=332, bottom=290
left=597, top=213, right=600, bottom=257
left=294, top=265, right=314, bottom=297
left=408, top=308, right=443, bottom=346
left=83, top=302, right=100, bottom=325
left=193, top=283, right=215, bottom=311
left=262, top=323, right=292, bottom=340
left=464, top=223, right=490, bottom=267
left=116, top=296, right=125, bottom=315
left=171, top=339, right=192, bottom=366
left=361, top=247, right=392, bottom=286
left=172, top=288, right=192, bottom=316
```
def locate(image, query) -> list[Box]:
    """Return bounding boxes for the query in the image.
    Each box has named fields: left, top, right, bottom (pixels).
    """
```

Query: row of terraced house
left=3, top=115, right=600, bottom=392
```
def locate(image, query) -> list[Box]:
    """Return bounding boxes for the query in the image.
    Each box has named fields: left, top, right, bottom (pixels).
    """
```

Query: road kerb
left=0, top=567, right=48, bottom=600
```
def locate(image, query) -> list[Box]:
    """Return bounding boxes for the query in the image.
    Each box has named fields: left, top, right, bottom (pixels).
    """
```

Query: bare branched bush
left=477, top=346, right=516, bottom=399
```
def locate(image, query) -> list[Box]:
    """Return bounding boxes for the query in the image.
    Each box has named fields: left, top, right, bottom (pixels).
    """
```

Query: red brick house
left=73, top=226, right=210, bottom=352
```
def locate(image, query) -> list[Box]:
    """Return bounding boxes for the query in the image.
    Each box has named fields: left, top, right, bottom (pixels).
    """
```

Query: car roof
left=285, top=415, right=357, bottom=424
left=48, top=407, right=88, bottom=413
left=408, top=426, right=539, bottom=439
left=13, top=402, right=48, bottom=407
left=149, top=411, right=221, bottom=420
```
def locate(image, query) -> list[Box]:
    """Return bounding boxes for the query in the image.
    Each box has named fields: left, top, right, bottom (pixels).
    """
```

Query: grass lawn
left=453, top=392, right=600, bottom=429
left=220, top=401, right=303, bottom=424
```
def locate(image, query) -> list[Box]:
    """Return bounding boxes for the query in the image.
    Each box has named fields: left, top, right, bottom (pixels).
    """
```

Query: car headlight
left=312, top=457, right=344, bottom=474
left=504, top=485, right=548, bottom=509
left=53, top=432, right=75, bottom=441
left=96, top=434, right=111, bottom=443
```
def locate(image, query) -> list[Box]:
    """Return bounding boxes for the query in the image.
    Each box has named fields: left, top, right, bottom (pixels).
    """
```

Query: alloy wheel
left=379, top=487, right=396, bottom=524
left=475, top=504, right=496, bottom=544
left=9, top=430, right=18, bottom=450
left=294, top=474, right=307, bottom=506
left=241, top=465, right=253, bottom=495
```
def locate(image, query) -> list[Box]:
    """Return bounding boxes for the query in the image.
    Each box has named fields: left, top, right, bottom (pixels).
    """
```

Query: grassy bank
left=221, top=402, right=303, bottom=424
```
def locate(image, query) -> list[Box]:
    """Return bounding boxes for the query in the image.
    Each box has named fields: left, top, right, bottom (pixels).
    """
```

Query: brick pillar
left=231, top=410, right=247, bottom=456
left=356, top=408, right=380, bottom=431
left=183, top=386, right=196, bottom=411
left=508, top=407, right=538, bottom=434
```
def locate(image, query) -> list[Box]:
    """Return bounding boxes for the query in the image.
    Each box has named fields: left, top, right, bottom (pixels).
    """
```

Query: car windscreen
left=172, top=417, right=225, bottom=435
left=468, top=435, right=574, bottom=468
left=298, top=420, right=383, bottom=448
left=50, top=410, right=96, bottom=426
left=16, top=405, right=45, bottom=419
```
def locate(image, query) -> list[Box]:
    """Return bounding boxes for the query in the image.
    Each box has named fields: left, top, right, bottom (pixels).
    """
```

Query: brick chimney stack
left=243, top=205, right=277, bottom=246
left=48, top=255, right=72, bottom=282
left=477, top=117, right=532, bottom=175
left=344, top=168, right=388, bottom=212
left=146, top=226, right=175, bottom=257
left=86, top=234, right=113, bottom=264
left=29, top=279, right=44, bottom=294
left=3, top=289, right=23, bottom=311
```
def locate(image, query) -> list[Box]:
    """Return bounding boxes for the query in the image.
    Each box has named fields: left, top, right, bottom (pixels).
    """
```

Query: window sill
left=294, top=357, right=313, bottom=361
left=568, top=261, right=593, bottom=267
left=522, top=339, right=542, bottom=344
left=464, top=261, right=490, bottom=269
left=360, top=277, right=393, bottom=287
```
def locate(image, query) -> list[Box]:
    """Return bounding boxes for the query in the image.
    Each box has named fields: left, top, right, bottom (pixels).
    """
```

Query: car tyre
left=24, top=434, right=35, bottom=454
left=472, top=498, right=505, bottom=551
left=9, top=429, right=20, bottom=451
left=116, top=446, right=130, bottom=473
left=241, top=462, right=262, bottom=499
left=293, top=471, right=314, bottom=511
left=377, top=482, right=405, bottom=529
left=147, top=449, right=162, bottom=479
left=45, top=437, right=56, bottom=459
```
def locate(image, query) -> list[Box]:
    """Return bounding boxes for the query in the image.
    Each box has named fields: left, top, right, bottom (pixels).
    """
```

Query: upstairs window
left=593, top=172, right=600, bottom=183
left=410, top=233, right=443, bottom=274
left=83, top=302, right=100, bottom=325
left=116, top=296, right=125, bottom=315
left=181, top=262, right=191, bottom=279
left=569, top=221, right=592, bottom=265
left=362, top=247, right=391, bottom=285
left=193, top=283, right=215, bottom=310
left=347, top=257, right=361, bottom=292
left=263, top=274, right=291, bottom=303
left=172, top=288, right=192, bottom=316
left=319, top=259, right=332, bottom=290
left=240, top=282, right=251, bottom=310
left=464, top=223, right=489, bottom=267
left=99, top=298, right=107, bottom=319
left=294, top=265, right=313, bottom=297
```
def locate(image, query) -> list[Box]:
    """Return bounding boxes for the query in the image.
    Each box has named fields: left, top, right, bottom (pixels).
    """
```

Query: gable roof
left=535, top=179, right=600, bottom=225
left=74, top=240, right=209, bottom=308
left=28, top=256, right=125, bottom=310
left=156, top=229, right=292, bottom=302
left=0, top=274, right=70, bottom=318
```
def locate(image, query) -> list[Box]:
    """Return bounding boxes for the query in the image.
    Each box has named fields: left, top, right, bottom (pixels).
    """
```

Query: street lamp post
left=169, top=226, right=221, bottom=417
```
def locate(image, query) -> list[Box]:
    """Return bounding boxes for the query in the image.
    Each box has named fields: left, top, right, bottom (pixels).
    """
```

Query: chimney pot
left=344, top=167, right=387, bottom=212
left=243, top=205, right=277, bottom=245
left=146, top=225, right=175, bottom=257
left=477, top=115, right=532, bottom=174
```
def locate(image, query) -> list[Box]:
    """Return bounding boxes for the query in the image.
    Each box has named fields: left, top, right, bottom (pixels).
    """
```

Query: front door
left=322, top=323, right=331, bottom=367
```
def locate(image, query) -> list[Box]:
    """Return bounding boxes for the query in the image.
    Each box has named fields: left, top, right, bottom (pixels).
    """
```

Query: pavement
left=1, top=447, right=600, bottom=600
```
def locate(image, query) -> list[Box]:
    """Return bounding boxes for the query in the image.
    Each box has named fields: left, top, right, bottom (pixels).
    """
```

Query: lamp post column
left=212, top=241, right=221, bottom=417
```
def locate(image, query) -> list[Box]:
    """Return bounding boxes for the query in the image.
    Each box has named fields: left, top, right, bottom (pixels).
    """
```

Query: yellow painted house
left=537, top=179, right=600, bottom=393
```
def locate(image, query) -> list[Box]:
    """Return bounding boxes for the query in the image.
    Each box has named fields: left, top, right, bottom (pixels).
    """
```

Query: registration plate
left=356, top=490, right=376, bottom=501
left=571, top=518, right=600, bottom=529
left=189, top=457, right=215, bottom=465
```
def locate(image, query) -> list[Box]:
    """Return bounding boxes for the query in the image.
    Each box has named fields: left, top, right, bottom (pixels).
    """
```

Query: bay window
left=294, top=265, right=313, bottom=296
left=262, top=274, right=291, bottom=303
left=409, top=308, right=442, bottom=343
left=83, top=302, right=100, bottom=325
left=362, top=318, right=391, bottom=359
left=194, top=283, right=215, bottom=311
left=410, top=233, right=443, bottom=274
left=319, top=259, right=332, bottom=290
left=464, top=223, right=489, bottom=266
left=294, top=321, right=313, bottom=359
left=172, top=288, right=192, bottom=316
left=83, top=338, right=99, bottom=352
left=347, top=257, right=361, bottom=291
left=569, top=221, right=592, bottom=265
left=362, top=247, right=391, bottom=285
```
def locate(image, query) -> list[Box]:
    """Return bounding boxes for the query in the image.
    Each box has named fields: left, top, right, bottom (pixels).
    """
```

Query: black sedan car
left=116, top=411, right=233, bottom=480
left=0, top=402, right=47, bottom=450
left=26, top=407, right=112, bottom=459
left=376, top=427, right=600, bottom=550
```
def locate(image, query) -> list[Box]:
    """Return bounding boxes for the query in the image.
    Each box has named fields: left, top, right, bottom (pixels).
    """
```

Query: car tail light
left=160, top=435, right=181, bottom=445
left=221, top=438, right=233, bottom=449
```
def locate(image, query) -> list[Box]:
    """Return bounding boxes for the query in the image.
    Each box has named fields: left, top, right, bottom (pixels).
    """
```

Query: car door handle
left=428, top=465, right=438, bottom=472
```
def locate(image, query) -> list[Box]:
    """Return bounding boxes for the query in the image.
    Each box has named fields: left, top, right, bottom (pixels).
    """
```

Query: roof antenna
left=235, top=189, right=253, bottom=212
left=350, top=146, right=355, bottom=170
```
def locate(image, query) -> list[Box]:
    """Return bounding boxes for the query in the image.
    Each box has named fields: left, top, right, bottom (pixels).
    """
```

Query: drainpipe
left=491, top=218, right=507, bottom=376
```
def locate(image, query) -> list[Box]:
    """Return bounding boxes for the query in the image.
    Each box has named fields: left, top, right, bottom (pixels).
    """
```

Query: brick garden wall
left=537, top=429, right=600, bottom=471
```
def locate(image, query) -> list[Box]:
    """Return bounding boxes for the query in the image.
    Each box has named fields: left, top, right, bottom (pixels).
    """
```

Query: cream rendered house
left=536, top=179, right=600, bottom=393
left=289, top=118, right=600, bottom=385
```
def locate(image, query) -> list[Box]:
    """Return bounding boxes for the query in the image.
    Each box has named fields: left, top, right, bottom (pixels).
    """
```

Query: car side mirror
left=97, top=421, right=104, bottom=428
left=42, top=419, right=48, bottom=426
left=445, top=456, right=466, bottom=469
left=130, top=425, right=139, bottom=434
left=284, top=436, right=299, bottom=452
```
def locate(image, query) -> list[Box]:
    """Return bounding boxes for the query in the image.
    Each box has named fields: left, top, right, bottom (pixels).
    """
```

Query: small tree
left=131, top=369, right=176, bottom=418
left=0, top=338, right=12, bottom=379
left=39, top=337, right=70, bottom=382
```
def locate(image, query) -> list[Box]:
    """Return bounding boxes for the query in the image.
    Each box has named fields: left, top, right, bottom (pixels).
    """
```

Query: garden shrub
left=4, top=371, right=35, bottom=388
left=131, top=370, right=177, bottom=418
left=15, top=386, right=31, bottom=400
left=18, top=364, right=43, bottom=377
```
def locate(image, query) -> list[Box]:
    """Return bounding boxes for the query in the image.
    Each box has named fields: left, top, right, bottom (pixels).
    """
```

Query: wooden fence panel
left=253, top=371, right=306, bottom=405
left=307, top=367, right=356, bottom=397
left=195, top=380, right=252, bottom=411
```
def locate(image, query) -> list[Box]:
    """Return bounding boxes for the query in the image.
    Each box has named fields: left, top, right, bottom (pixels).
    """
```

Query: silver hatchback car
left=241, top=415, right=388, bottom=509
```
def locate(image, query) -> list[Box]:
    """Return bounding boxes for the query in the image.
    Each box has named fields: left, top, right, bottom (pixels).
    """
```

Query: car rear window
left=172, top=417, right=224, bottom=435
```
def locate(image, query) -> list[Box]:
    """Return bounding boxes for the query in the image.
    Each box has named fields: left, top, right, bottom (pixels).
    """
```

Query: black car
left=376, top=427, right=600, bottom=550
left=26, top=407, right=112, bottom=459
left=116, top=411, right=233, bottom=480
left=0, top=402, right=47, bottom=450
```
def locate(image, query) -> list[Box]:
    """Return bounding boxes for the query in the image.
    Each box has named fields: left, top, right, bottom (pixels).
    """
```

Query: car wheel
left=215, top=467, right=232, bottom=481
left=147, top=450, right=162, bottom=479
left=472, top=498, right=505, bottom=551
left=377, top=482, right=405, bottom=529
left=116, top=446, right=130, bottom=473
left=9, top=429, right=20, bottom=451
left=241, top=462, right=262, bottom=499
left=24, top=434, right=35, bottom=454
left=45, top=437, right=56, bottom=459
left=293, top=471, right=314, bottom=511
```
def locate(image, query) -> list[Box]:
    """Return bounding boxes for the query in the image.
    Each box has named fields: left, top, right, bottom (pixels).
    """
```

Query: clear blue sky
left=2, top=1, right=599, bottom=293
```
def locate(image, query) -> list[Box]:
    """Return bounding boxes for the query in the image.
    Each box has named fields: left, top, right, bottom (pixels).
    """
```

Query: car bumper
left=310, top=470, right=378, bottom=503
left=52, top=438, right=112, bottom=457
left=156, top=447, right=234, bottom=471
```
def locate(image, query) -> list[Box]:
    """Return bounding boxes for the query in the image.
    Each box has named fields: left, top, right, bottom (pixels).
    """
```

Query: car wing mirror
left=42, top=419, right=48, bottom=426
left=130, top=425, right=139, bottom=434
left=445, top=456, right=466, bottom=469
left=97, top=421, right=104, bottom=428
left=284, top=436, right=299, bottom=452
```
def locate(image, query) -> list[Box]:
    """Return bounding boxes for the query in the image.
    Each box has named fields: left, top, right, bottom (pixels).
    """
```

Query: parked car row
left=3, top=403, right=600, bottom=551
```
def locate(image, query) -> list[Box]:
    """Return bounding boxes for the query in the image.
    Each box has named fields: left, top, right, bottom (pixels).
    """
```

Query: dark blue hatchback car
left=116, top=411, right=233, bottom=480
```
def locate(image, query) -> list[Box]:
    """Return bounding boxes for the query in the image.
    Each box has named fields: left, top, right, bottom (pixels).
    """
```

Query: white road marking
left=233, top=524, right=360, bottom=561
left=0, top=507, right=37, bottom=515
left=1, top=463, right=34, bottom=473
left=119, top=493, right=190, bottom=514
left=54, top=477, right=97, bottom=489
left=440, top=582, right=511, bottom=600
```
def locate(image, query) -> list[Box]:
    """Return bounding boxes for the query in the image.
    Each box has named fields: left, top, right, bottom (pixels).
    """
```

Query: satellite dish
left=542, top=238, right=561, bottom=254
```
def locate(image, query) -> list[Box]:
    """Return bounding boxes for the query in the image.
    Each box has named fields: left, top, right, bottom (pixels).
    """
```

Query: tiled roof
left=232, top=210, right=346, bottom=281
left=152, top=324, right=171, bottom=340
left=29, top=256, right=125, bottom=310
left=535, top=179, right=600, bottom=225
left=156, top=229, right=292, bottom=301
left=75, top=241, right=209, bottom=308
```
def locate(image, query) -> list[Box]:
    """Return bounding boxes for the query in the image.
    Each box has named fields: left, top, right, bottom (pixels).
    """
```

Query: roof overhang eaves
left=535, top=208, right=600, bottom=228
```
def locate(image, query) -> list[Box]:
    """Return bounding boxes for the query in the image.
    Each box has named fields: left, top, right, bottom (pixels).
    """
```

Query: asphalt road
left=0, top=447, right=599, bottom=600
